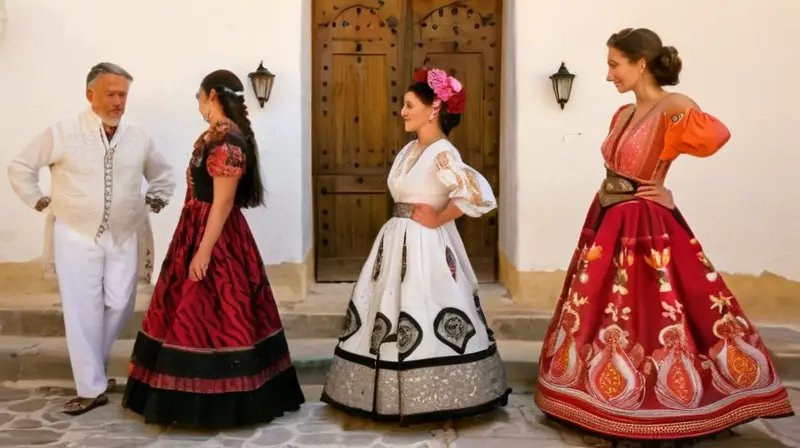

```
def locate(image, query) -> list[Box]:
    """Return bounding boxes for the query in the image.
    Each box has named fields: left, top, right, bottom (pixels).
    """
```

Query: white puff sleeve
left=435, top=148, right=497, bottom=217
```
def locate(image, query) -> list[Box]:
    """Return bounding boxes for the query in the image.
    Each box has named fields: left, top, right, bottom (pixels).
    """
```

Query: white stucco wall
left=1, top=0, right=797, bottom=282
left=0, top=0, right=7, bottom=47
left=0, top=0, right=313, bottom=274
left=506, top=0, right=800, bottom=281
left=498, top=0, right=518, bottom=266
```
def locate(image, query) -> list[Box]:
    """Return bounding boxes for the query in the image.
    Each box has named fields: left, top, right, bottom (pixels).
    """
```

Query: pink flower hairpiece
left=413, top=67, right=466, bottom=114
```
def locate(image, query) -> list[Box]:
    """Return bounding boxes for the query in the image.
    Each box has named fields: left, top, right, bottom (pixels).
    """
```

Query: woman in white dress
left=321, top=68, right=510, bottom=425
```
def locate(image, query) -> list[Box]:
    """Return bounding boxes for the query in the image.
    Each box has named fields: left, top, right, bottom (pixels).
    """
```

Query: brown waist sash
left=597, top=169, right=642, bottom=207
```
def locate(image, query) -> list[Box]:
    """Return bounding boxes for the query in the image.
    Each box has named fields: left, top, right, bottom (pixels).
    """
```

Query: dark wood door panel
left=313, top=0, right=501, bottom=282
left=313, top=0, right=406, bottom=281
left=315, top=176, right=389, bottom=281
left=411, top=0, right=502, bottom=282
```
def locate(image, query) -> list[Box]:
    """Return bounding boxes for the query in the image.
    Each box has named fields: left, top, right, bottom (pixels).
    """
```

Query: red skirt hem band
left=535, top=388, right=793, bottom=440
left=128, top=354, right=293, bottom=394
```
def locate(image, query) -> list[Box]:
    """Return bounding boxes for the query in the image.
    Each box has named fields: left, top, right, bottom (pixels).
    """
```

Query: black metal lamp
left=549, top=62, right=575, bottom=110
left=248, top=61, right=276, bottom=108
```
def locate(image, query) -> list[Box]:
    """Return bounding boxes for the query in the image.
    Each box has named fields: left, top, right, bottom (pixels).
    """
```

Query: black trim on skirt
left=122, top=330, right=305, bottom=429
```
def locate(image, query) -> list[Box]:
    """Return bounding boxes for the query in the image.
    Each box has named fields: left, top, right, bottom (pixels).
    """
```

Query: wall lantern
left=248, top=61, right=276, bottom=108
left=549, top=62, right=575, bottom=110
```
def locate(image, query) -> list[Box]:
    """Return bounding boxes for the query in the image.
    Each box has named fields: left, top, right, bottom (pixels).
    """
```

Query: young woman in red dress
left=534, top=28, right=793, bottom=444
left=123, top=70, right=305, bottom=428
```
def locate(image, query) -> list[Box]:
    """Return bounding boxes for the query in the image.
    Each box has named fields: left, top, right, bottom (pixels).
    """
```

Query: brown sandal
left=106, top=378, right=117, bottom=392
left=63, top=394, right=109, bottom=416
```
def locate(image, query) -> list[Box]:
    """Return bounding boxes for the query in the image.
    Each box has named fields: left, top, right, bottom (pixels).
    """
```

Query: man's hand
left=146, top=196, right=167, bottom=214
left=34, top=197, right=51, bottom=212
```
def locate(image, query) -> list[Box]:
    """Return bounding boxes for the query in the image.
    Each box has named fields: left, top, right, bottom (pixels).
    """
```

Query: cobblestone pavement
left=0, top=385, right=797, bottom=447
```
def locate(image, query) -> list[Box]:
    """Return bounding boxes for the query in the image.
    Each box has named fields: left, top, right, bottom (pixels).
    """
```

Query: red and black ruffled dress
left=123, top=120, right=305, bottom=428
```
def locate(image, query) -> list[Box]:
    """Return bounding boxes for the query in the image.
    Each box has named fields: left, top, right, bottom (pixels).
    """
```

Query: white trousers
left=53, top=218, right=138, bottom=398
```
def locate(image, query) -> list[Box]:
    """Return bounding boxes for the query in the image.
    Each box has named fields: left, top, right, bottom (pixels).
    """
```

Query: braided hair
left=200, top=69, right=265, bottom=208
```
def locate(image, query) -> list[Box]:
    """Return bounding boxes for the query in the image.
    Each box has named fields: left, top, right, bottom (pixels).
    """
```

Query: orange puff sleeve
left=660, top=109, right=731, bottom=161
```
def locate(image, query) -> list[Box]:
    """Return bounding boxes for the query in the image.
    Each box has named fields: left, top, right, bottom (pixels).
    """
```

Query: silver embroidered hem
left=322, top=349, right=508, bottom=416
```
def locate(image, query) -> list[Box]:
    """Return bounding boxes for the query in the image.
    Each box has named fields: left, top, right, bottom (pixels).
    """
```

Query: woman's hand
left=411, top=203, right=442, bottom=229
left=635, top=181, right=675, bottom=209
left=188, top=249, right=211, bottom=281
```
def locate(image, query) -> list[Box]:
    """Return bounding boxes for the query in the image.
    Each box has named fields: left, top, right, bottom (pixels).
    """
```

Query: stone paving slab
left=0, top=384, right=798, bottom=447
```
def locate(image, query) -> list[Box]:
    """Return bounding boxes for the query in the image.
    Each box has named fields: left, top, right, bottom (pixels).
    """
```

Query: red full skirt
left=123, top=199, right=305, bottom=428
left=534, top=197, right=793, bottom=440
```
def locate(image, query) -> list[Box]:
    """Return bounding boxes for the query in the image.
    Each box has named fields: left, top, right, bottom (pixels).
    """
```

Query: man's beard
left=101, top=111, right=123, bottom=127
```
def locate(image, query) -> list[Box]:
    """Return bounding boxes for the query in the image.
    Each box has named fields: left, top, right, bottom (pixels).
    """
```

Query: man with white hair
left=8, top=62, right=175, bottom=415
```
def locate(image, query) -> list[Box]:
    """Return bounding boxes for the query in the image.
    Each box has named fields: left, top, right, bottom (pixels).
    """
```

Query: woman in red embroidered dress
left=534, top=28, right=793, bottom=443
left=123, top=70, right=305, bottom=428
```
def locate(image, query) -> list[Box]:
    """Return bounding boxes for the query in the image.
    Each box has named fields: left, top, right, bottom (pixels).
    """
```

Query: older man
left=8, top=62, right=175, bottom=415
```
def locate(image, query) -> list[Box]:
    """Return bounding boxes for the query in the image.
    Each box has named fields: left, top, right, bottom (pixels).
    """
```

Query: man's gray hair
left=86, top=62, right=133, bottom=88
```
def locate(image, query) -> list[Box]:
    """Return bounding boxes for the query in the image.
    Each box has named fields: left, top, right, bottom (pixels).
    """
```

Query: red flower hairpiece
left=413, top=68, right=428, bottom=83
left=413, top=67, right=466, bottom=114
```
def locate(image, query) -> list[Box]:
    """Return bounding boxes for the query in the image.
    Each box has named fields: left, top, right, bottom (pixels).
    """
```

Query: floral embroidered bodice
left=601, top=94, right=731, bottom=182
left=186, top=119, right=246, bottom=205
left=388, top=139, right=496, bottom=217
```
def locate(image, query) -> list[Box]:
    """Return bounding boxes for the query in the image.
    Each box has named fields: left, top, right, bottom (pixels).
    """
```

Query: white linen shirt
left=7, top=108, right=175, bottom=245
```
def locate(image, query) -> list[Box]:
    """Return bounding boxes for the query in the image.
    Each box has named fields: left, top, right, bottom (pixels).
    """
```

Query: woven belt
left=393, top=202, right=413, bottom=218
left=597, top=169, right=641, bottom=207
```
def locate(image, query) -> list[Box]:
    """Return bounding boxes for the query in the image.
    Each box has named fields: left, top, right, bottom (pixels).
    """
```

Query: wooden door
left=313, top=0, right=501, bottom=282
left=313, top=0, right=409, bottom=281
left=411, top=0, right=501, bottom=282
